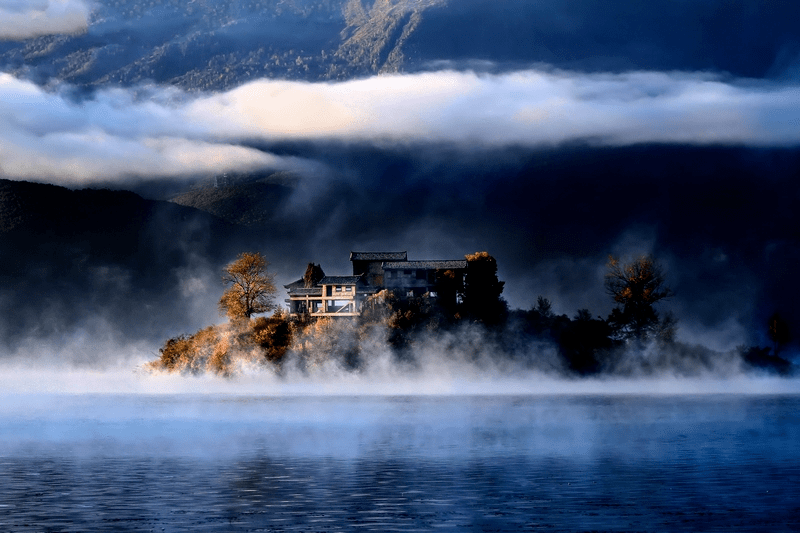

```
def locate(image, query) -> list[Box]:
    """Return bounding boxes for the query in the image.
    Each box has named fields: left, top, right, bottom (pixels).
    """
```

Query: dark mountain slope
left=169, top=173, right=296, bottom=229
left=0, top=179, right=257, bottom=350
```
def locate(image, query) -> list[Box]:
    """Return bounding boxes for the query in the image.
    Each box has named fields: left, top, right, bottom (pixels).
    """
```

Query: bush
left=149, top=312, right=293, bottom=375
left=250, top=311, right=292, bottom=362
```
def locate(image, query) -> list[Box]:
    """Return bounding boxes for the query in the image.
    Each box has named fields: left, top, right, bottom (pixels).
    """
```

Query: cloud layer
left=0, top=0, right=89, bottom=40
left=197, top=70, right=800, bottom=146
left=0, top=74, right=301, bottom=182
left=2, top=68, right=799, bottom=183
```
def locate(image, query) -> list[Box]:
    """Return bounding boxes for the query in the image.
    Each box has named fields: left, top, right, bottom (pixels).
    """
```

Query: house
left=349, top=251, right=407, bottom=287
left=382, top=260, right=468, bottom=298
left=284, top=251, right=468, bottom=318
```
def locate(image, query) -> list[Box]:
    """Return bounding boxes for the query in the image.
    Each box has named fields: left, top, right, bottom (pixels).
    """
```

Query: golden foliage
left=250, top=310, right=293, bottom=362
left=148, top=312, right=293, bottom=376
left=149, top=326, right=224, bottom=374
left=219, top=252, right=277, bottom=320
left=465, top=251, right=492, bottom=262
left=289, top=317, right=362, bottom=370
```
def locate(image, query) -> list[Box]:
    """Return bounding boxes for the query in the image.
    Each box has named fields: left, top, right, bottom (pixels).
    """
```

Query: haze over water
left=2, top=368, right=799, bottom=532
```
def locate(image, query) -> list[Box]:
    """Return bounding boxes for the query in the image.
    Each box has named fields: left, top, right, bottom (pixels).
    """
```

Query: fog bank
left=2, top=364, right=798, bottom=396
left=1, top=327, right=797, bottom=396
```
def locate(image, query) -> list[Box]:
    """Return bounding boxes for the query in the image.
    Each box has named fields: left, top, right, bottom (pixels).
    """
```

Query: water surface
left=1, top=394, right=799, bottom=531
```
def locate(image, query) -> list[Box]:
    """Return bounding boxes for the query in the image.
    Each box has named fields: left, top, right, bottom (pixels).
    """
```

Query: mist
left=0, top=0, right=89, bottom=40
left=2, top=352, right=800, bottom=397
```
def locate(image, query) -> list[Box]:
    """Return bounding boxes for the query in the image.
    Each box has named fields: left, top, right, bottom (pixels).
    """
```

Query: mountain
left=1, top=0, right=796, bottom=92
left=0, top=178, right=255, bottom=348
left=169, top=172, right=296, bottom=228
left=0, top=0, right=447, bottom=91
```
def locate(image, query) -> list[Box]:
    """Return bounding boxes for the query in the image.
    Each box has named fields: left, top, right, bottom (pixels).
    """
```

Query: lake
left=1, top=391, right=799, bottom=532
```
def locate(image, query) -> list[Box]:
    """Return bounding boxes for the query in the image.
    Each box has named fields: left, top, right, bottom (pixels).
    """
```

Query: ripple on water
left=0, top=395, right=799, bottom=532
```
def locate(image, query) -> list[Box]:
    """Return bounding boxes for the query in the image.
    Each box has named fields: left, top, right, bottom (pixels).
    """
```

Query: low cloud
left=193, top=69, right=800, bottom=146
left=0, top=0, right=90, bottom=40
left=0, top=74, right=311, bottom=183
left=1, top=68, right=799, bottom=184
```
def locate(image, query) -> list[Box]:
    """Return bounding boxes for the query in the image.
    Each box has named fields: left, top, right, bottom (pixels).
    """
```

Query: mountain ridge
left=0, top=178, right=261, bottom=347
left=3, top=0, right=795, bottom=92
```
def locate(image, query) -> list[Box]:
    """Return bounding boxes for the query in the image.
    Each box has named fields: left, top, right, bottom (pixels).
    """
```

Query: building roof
left=286, top=287, right=322, bottom=296
left=350, top=251, right=407, bottom=262
left=284, top=278, right=306, bottom=290
left=360, top=286, right=383, bottom=295
left=319, top=275, right=363, bottom=285
left=383, top=260, right=468, bottom=270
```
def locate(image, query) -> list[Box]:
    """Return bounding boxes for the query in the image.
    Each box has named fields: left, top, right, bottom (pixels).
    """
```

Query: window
left=335, top=286, right=342, bottom=292
left=345, top=286, right=352, bottom=292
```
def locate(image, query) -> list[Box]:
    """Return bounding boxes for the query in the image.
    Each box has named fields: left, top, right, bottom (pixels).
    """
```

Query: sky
left=1, top=0, right=799, bottom=355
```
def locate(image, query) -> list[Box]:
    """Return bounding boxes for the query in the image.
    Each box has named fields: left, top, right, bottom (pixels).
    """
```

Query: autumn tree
left=605, top=255, right=674, bottom=341
left=218, top=252, right=277, bottom=320
left=303, top=263, right=325, bottom=288
left=462, top=251, right=507, bottom=325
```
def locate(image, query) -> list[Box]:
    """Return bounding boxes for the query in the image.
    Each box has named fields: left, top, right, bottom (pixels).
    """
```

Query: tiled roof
left=320, top=275, right=363, bottom=285
left=286, top=287, right=322, bottom=296
left=383, top=260, right=468, bottom=270
left=350, top=251, right=407, bottom=261
left=284, top=278, right=305, bottom=289
left=360, top=287, right=383, bottom=294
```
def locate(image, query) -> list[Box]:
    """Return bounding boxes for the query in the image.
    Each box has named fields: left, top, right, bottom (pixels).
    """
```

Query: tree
left=218, top=252, right=277, bottom=320
left=303, top=263, right=325, bottom=288
left=462, top=251, right=507, bottom=325
left=535, top=296, right=554, bottom=319
left=559, top=312, right=613, bottom=374
left=605, top=255, right=673, bottom=341
left=432, top=268, right=462, bottom=320
left=768, top=312, right=791, bottom=355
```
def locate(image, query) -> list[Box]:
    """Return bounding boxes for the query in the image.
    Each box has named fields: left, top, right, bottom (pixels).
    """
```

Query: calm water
left=1, top=393, right=799, bottom=532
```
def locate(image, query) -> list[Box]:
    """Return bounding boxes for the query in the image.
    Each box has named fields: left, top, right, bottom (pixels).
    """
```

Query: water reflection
left=1, top=395, right=798, bottom=531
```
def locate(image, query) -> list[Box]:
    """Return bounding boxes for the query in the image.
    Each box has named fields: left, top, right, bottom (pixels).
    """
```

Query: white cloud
left=0, top=0, right=90, bottom=40
left=190, top=70, right=800, bottom=146
left=0, top=74, right=307, bottom=183
left=1, top=68, right=799, bottom=184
